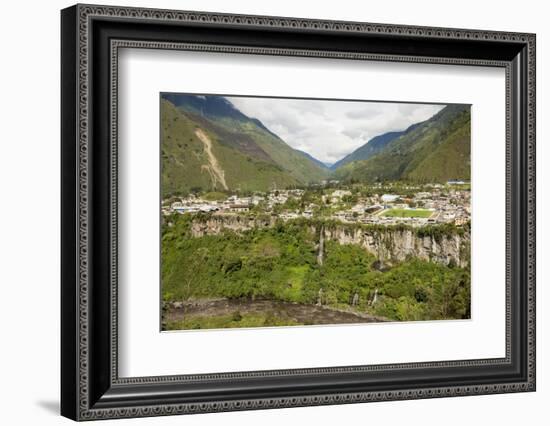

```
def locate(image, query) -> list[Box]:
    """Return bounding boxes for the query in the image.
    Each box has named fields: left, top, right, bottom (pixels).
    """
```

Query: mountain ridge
left=295, top=149, right=331, bottom=170
left=161, top=94, right=470, bottom=195
left=333, top=104, right=471, bottom=183
left=161, top=95, right=329, bottom=196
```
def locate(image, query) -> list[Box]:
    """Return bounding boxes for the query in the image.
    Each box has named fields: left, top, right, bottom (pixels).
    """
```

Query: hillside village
left=162, top=181, right=470, bottom=228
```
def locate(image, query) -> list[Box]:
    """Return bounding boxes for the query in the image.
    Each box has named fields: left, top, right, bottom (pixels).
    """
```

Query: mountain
left=330, top=123, right=420, bottom=170
left=333, top=104, right=470, bottom=183
left=162, top=93, right=249, bottom=122
left=295, top=149, right=330, bottom=170
left=161, top=95, right=329, bottom=196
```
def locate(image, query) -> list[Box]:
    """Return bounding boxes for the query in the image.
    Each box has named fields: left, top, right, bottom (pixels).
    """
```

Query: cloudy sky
left=227, top=96, right=444, bottom=165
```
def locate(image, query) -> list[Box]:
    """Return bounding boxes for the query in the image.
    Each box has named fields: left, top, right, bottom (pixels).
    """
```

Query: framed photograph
left=61, top=4, right=536, bottom=421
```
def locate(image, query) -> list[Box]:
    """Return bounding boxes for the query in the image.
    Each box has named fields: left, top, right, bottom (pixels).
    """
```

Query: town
left=162, top=181, right=470, bottom=228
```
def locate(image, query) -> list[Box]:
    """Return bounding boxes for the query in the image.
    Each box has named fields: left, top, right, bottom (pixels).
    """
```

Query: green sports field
left=381, top=208, right=433, bottom=218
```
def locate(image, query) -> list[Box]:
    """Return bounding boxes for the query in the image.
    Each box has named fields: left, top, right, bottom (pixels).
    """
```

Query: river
left=165, top=298, right=388, bottom=326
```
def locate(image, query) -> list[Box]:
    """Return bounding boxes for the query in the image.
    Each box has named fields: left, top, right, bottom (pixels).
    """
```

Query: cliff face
left=321, top=226, right=469, bottom=267
left=190, top=215, right=278, bottom=237
left=190, top=216, right=470, bottom=267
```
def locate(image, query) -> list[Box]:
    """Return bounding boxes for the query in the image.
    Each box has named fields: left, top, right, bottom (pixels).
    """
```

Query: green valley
left=160, top=94, right=471, bottom=330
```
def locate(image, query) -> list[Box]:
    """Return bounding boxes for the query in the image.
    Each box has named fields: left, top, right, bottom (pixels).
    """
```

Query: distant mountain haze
left=161, top=94, right=470, bottom=196
left=329, top=122, right=422, bottom=170
left=294, top=149, right=331, bottom=170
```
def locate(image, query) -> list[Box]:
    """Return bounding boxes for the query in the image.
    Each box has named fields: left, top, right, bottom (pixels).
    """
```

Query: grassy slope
left=406, top=116, right=471, bottom=182
left=161, top=99, right=300, bottom=196
left=200, top=117, right=329, bottom=185
left=161, top=99, right=212, bottom=196
left=162, top=98, right=330, bottom=195
left=333, top=105, right=471, bottom=183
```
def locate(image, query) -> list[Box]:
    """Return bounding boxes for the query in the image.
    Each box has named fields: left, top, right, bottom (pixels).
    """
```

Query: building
left=228, top=204, right=250, bottom=213
left=454, top=217, right=468, bottom=226
left=381, top=194, right=399, bottom=203
left=329, top=189, right=352, bottom=203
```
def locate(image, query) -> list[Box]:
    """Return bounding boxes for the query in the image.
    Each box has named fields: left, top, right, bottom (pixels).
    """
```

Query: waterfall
left=372, top=288, right=379, bottom=305
left=317, top=225, right=324, bottom=266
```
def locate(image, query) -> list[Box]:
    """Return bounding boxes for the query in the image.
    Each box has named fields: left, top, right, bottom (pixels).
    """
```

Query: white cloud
left=227, top=96, right=445, bottom=164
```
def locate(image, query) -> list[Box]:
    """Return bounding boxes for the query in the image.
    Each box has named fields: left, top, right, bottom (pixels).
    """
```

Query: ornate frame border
left=110, top=40, right=512, bottom=384
left=61, top=4, right=536, bottom=421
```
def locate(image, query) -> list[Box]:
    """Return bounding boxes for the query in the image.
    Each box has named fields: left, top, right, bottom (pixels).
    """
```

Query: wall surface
left=0, top=0, right=547, bottom=424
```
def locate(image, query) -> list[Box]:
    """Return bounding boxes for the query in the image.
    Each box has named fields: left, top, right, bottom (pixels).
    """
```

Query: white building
left=381, top=194, right=399, bottom=203
left=331, top=190, right=352, bottom=199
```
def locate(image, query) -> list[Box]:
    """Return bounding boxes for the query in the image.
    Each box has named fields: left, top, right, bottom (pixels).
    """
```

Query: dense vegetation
left=162, top=214, right=470, bottom=324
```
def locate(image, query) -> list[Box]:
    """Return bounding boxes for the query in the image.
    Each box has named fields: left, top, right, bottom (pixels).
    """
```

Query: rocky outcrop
left=321, top=226, right=469, bottom=267
left=189, top=215, right=470, bottom=267
left=190, top=215, right=277, bottom=237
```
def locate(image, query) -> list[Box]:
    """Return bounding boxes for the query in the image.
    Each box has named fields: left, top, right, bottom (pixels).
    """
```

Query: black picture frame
left=61, top=4, right=536, bottom=421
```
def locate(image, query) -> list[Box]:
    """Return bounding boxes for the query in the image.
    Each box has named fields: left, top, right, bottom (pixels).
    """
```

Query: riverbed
left=165, top=298, right=388, bottom=329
